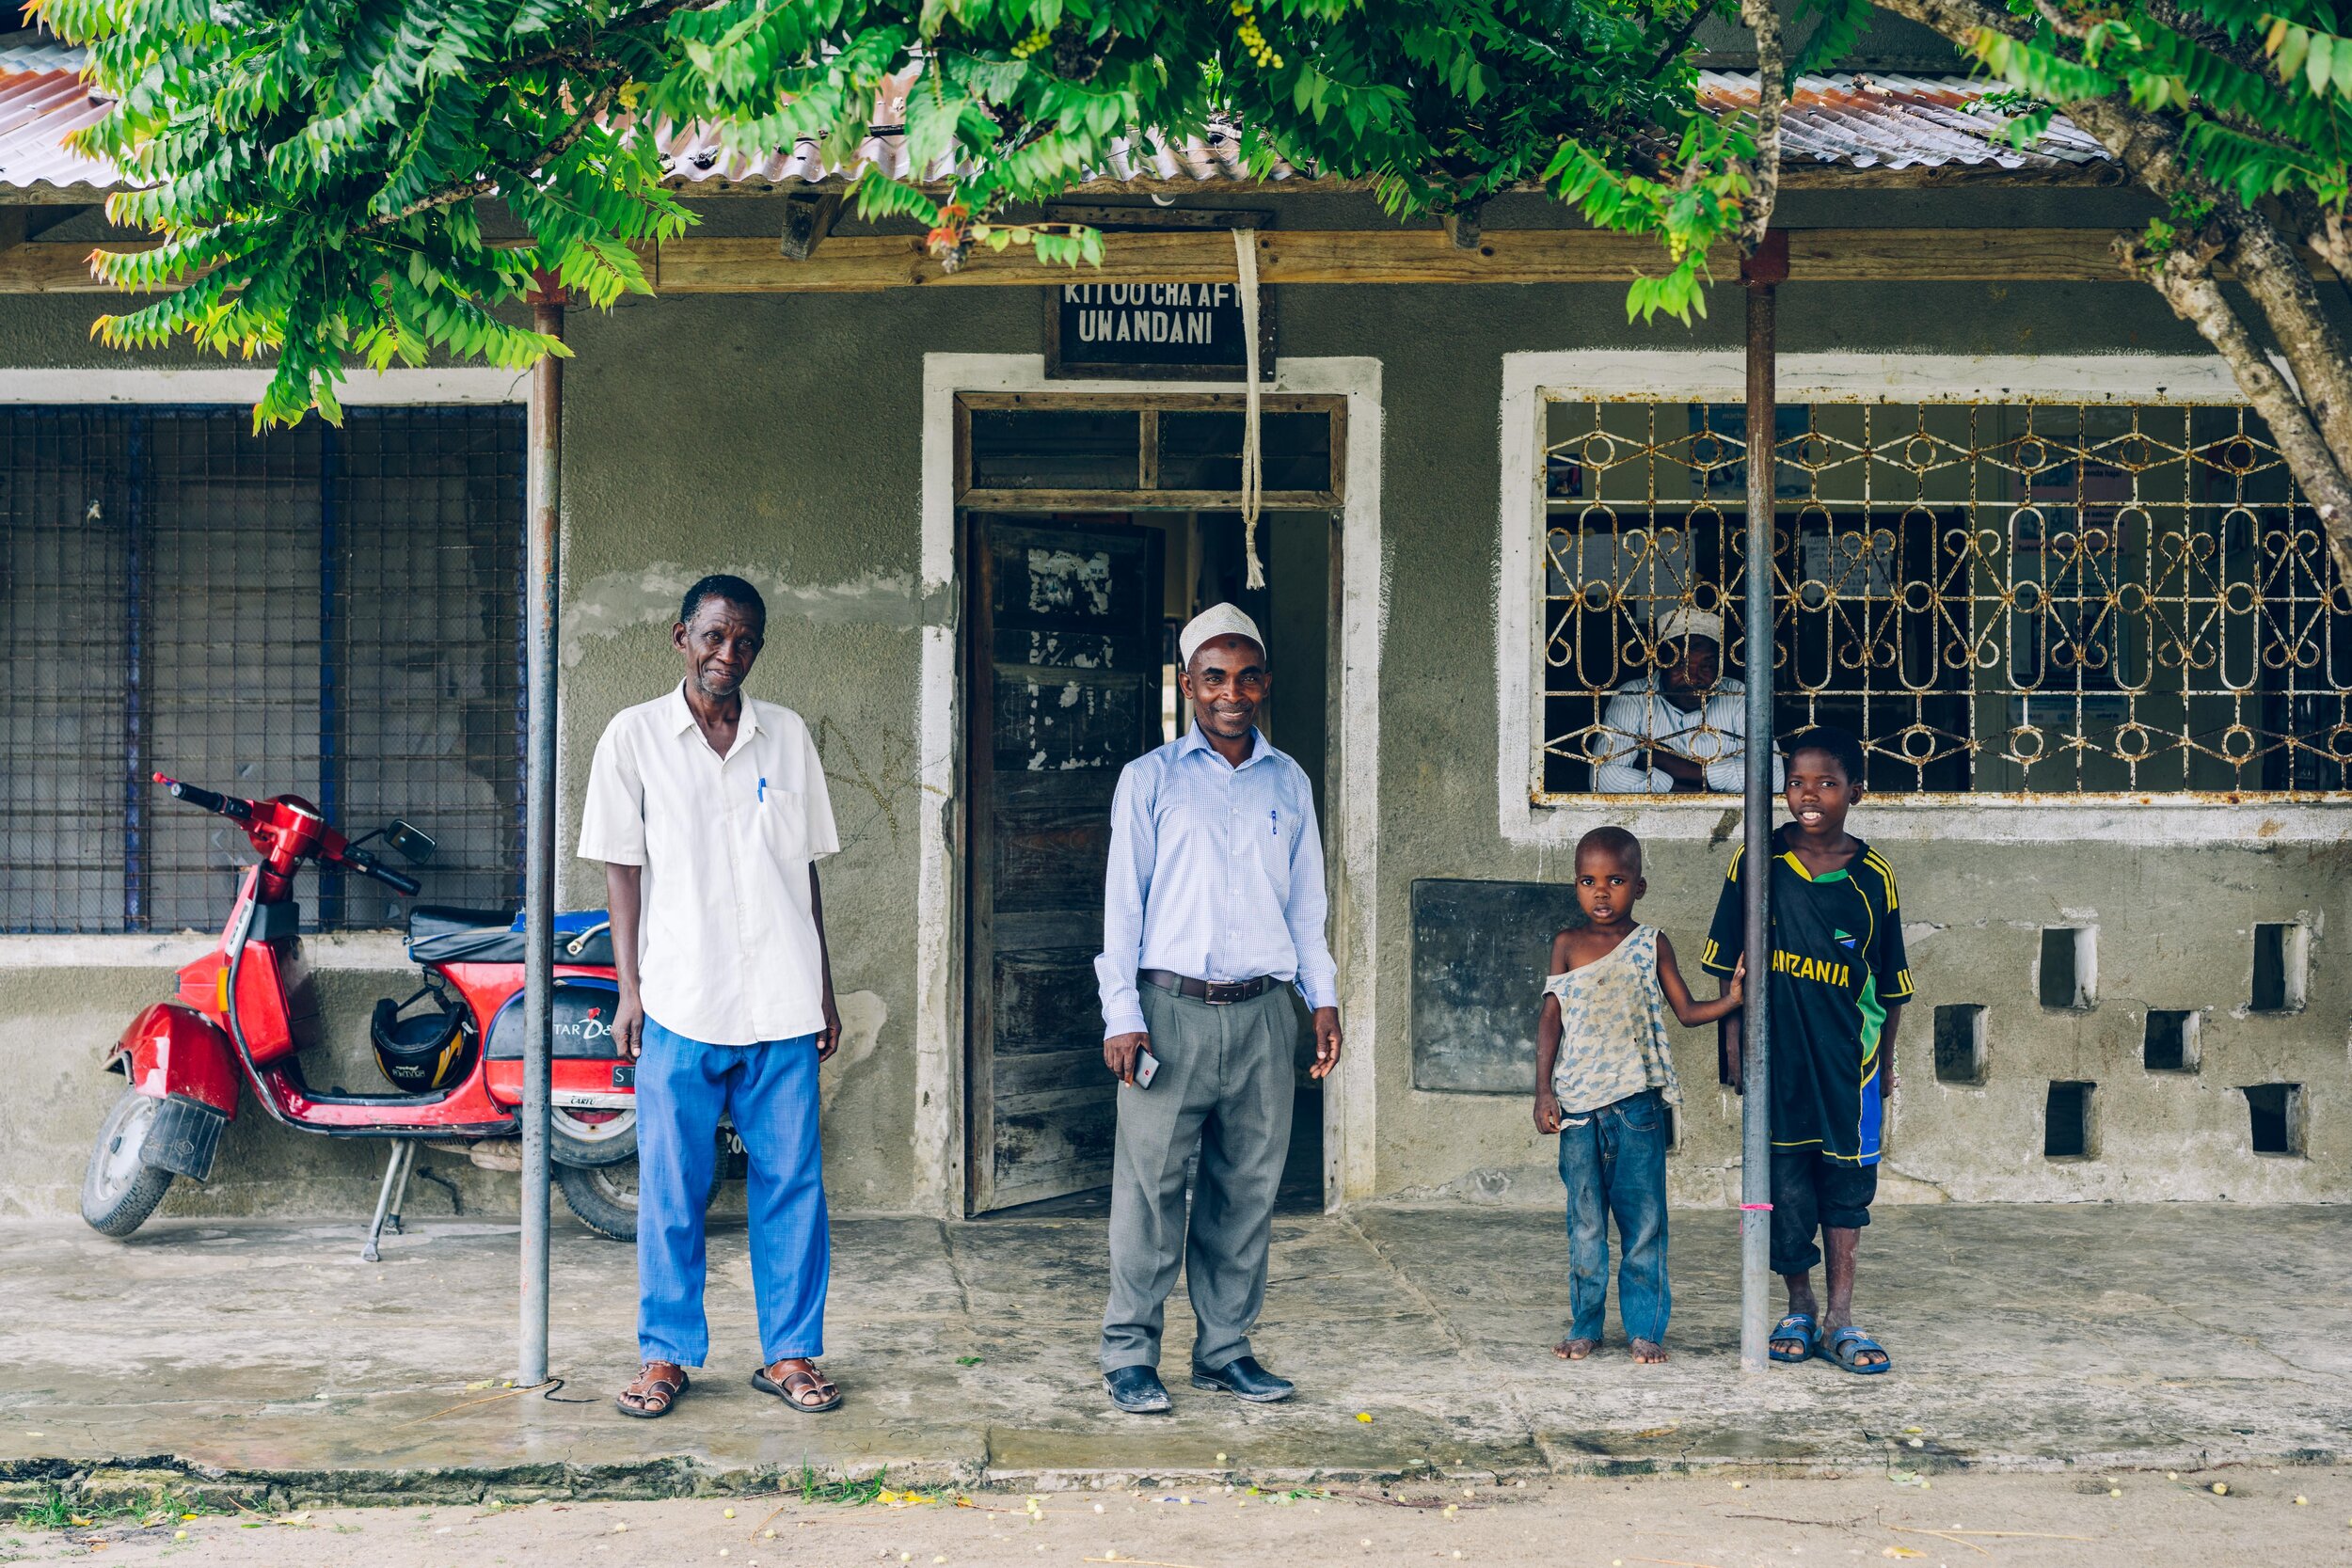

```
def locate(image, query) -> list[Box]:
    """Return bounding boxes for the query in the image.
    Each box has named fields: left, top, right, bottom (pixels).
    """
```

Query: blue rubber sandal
left=1824, top=1326, right=1892, bottom=1374
left=1768, top=1313, right=1818, bottom=1363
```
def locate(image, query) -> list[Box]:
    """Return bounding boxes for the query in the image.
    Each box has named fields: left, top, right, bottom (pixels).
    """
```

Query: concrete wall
left=4, top=185, right=2347, bottom=1220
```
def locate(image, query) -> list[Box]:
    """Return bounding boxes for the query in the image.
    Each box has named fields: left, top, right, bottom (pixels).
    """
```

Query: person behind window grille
left=1590, top=609, right=1786, bottom=795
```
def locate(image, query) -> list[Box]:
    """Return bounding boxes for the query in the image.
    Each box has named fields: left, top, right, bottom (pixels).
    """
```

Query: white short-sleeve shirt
left=575, top=682, right=840, bottom=1046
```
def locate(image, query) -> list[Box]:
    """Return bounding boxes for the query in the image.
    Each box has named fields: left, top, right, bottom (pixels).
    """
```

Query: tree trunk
left=2142, top=244, right=2352, bottom=579
left=1738, top=0, right=1785, bottom=253
left=1867, top=0, right=2352, bottom=578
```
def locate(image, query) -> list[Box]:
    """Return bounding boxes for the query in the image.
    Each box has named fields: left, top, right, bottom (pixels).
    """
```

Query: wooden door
left=966, top=515, right=1165, bottom=1212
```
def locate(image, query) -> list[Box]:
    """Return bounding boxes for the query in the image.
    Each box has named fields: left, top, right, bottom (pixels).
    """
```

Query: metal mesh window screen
left=0, top=406, right=524, bottom=932
left=1539, top=398, right=2352, bottom=798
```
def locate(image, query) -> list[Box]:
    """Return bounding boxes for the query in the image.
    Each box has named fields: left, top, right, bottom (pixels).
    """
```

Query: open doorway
left=956, top=394, right=1343, bottom=1216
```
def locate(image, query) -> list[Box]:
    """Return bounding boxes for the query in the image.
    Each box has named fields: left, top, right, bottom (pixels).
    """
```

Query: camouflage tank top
left=1544, top=924, right=1685, bottom=1117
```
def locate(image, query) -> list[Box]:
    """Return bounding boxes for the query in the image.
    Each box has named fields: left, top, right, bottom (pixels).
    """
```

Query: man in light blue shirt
left=1095, top=602, right=1341, bottom=1415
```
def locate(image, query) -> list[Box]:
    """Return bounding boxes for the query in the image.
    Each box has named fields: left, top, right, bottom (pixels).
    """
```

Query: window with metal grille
left=0, top=405, right=524, bottom=932
left=1538, top=398, right=2352, bottom=797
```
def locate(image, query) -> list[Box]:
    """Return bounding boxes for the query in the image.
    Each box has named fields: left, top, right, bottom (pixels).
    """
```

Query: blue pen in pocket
left=758, top=777, right=768, bottom=803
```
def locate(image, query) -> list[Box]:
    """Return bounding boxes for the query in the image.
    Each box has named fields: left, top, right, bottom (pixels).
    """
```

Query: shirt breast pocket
left=1258, top=803, right=1299, bottom=870
left=756, top=787, right=809, bottom=863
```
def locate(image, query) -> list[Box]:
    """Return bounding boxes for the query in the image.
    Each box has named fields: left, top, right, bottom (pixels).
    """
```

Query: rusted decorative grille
left=1539, top=398, right=2352, bottom=798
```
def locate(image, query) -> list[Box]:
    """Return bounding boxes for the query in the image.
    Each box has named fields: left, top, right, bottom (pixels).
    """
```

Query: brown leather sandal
left=615, top=1360, right=690, bottom=1418
left=752, top=1357, right=842, bottom=1413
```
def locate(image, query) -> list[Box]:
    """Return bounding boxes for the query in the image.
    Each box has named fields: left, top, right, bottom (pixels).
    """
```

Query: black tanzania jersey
left=1703, top=826, right=1914, bottom=1164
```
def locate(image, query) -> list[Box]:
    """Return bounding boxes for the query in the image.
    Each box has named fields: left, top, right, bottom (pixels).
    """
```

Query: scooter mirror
left=384, top=820, right=437, bottom=864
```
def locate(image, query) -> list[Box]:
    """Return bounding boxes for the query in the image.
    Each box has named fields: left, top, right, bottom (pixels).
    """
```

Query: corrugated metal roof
left=0, top=30, right=2110, bottom=200
left=0, top=38, right=112, bottom=196
left=661, top=70, right=2115, bottom=190
left=1696, top=71, right=2112, bottom=172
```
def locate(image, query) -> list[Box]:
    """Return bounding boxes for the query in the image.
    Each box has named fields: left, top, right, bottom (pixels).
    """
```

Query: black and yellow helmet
left=370, top=987, right=476, bottom=1093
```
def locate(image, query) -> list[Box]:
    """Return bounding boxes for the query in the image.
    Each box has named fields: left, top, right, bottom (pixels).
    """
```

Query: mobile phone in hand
left=1134, top=1049, right=1160, bottom=1088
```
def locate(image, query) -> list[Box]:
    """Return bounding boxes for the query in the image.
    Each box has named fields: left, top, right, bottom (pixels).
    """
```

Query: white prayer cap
left=1179, top=602, right=1265, bottom=667
left=1655, top=606, right=1725, bottom=646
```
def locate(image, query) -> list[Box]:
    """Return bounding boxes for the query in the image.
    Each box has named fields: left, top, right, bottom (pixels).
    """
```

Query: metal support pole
left=519, top=286, right=564, bottom=1386
left=1738, top=232, right=1786, bottom=1375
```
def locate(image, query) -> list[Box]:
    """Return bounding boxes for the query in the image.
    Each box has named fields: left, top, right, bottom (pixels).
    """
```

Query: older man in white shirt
left=1591, top=608, right=1785, bottom=794
left=578, top=574, right=847, bottom=1422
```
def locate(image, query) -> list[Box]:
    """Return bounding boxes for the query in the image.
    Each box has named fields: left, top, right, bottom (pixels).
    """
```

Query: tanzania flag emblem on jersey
left=1834, top=928, right=1857, bottom=950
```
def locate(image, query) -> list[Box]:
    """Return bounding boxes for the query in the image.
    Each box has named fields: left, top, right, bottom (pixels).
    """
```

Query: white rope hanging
left=1234, top=227, right=1266, bottom=590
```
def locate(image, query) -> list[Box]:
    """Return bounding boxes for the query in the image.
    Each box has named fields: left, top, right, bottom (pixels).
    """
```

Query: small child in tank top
left=1534, top=826, right=1742, bottom=1364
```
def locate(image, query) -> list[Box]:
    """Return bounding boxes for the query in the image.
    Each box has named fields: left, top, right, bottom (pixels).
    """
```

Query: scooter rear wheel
left=555, top=1155, right=719, bottom=1243
left=550, top=1104, right=636, bottom=1168
left=82, top=1087, right=176, bottom=1238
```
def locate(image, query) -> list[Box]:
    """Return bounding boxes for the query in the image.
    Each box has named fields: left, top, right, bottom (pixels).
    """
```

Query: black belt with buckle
left=1140, top=969, right=1274, bottom=1005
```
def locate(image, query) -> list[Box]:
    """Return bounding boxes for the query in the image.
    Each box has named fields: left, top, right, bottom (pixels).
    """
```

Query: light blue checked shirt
left=1096, top=725, right=1339, bottom=1040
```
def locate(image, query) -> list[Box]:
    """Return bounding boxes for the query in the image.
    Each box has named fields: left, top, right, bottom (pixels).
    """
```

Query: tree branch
left=1736, top=0, right=1784, bottom=252
left=1867, top=0, right=2032, bottom=47
left=352, top=0, right=727, bottom=236
left=1869, top=0, right=2352, bottom=578
left=1645, top=6, right=1710, bottom=79
left=2136, top=0, right=2276, bottom=83
left=2061, top=91, right=2352, bottom=475
left=2138, top=241, right=2352, bottom=577
left=358, top=80, right=625, bottom=234
left=2029, top=0, right=2089, bottom=40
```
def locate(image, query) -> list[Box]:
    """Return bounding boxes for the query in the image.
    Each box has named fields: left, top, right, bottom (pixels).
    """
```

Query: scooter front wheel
left=555, top=1156, right=719, bottom=1243
left=82, top=1087, right=176, bottom=1238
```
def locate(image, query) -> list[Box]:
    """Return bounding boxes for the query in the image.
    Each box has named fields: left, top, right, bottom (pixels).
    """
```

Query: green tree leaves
left=36, top=0, right=1738, bottom=420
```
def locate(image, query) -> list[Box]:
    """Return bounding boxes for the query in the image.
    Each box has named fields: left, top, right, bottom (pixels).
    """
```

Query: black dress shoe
left=1104, top=1365, right=1172, bottom=1414
left=1190, top=1355, right=1294, bottom=1402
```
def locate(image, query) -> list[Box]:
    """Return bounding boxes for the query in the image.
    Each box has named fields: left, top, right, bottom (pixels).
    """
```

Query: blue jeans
left=636, top=1016, right=829, bottom=1368
left=1556, top=1087, right=1671, bottom=1346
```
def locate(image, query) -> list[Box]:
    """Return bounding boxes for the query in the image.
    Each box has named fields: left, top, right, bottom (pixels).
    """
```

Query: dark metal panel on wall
left=1408, top=877, right=1587, bottom=1094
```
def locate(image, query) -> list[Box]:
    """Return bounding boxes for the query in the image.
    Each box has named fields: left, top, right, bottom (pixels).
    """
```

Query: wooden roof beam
left=0, top=227, right=2328, bottom=294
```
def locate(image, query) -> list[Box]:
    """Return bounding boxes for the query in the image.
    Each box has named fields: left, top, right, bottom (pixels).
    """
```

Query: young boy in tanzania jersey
left=1704, top=725, right=1912, bottom=1374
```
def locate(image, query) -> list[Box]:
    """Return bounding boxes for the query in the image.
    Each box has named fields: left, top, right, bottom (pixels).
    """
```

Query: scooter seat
left=405, top=906, right=615, bottom=967
left=406, top=907, right=523, bottom=964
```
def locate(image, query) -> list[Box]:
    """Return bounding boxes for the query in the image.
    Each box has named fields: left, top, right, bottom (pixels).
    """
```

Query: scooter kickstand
left=362, top=1142, right=419, bottom=1263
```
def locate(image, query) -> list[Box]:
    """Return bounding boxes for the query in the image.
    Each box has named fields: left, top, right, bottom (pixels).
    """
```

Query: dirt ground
left=8, top=1467, right=2347, bottom=1567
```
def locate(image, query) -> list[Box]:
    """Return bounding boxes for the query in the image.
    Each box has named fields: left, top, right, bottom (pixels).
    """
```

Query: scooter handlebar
left=151, top=773, right=251, bottom=820
left=155, top=774, right=418, bottom=894
left=338, top=847, right=421, bottom=897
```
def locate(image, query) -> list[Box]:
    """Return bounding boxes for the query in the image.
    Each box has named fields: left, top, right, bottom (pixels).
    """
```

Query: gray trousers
left=1100, top=982, right=1294, bottom=1373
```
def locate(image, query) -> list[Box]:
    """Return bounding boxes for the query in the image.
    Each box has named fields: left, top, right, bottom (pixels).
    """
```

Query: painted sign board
left=1046, top=281, right=1277, bottom=381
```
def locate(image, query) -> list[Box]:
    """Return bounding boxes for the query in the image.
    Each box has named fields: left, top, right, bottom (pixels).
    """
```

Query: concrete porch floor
left=0, top=1200, right=2344, bottom=1502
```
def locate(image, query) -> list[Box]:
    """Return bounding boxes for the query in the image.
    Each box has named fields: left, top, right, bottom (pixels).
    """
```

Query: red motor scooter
left=80, top=774, right=691, bottom=1258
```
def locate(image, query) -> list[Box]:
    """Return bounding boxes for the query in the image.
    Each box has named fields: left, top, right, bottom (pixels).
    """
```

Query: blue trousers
left=636, top=1016, right=829, bottom=1368
left=1556, top=1087, right=1671, bottom=1346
